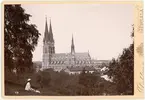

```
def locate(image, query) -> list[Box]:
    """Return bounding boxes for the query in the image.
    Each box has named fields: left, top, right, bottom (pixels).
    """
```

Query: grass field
left=5, top=69, right=114, bottom=96
left=5, top=81, right=62, bottom=96
left=5, top=69, right=62, bottom=96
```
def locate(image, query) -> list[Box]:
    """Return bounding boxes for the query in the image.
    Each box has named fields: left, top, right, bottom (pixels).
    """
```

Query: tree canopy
left=4, top=5, right=40, bottom=71
left=106, top=26, right=134, bottom=95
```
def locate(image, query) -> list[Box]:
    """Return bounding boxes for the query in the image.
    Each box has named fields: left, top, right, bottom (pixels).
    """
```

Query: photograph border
left=1, top=1, right=144, bottom=99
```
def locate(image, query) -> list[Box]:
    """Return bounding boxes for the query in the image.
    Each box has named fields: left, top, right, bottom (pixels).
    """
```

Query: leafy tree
left=78, top=68, right=86, bottom=86
left=40, top=70, right=51, bottom=87
left=4, top=5, right=40, bottom=71
left=78, top=68, right=104, bottom=95
left=106, top=26, right=134, bottom=95
left=117, top=43, right=134, bottom=94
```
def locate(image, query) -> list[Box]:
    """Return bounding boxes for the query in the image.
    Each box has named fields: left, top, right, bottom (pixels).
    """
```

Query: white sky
left=21, top=4, right=133, bottom=61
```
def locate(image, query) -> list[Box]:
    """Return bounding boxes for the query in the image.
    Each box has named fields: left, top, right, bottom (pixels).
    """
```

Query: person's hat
left=27, top=78, right=31, bottom=81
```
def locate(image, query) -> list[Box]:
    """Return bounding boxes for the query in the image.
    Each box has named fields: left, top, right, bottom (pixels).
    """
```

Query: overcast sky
left=22, top=4, right=133, bottom=61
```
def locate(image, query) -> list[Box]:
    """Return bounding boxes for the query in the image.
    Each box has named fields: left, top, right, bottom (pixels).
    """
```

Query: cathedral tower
left=42, top=17, right=55, bottom=69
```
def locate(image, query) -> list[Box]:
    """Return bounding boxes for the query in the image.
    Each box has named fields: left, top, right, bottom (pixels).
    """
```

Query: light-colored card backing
left=1, top=1, right=144, bottom=99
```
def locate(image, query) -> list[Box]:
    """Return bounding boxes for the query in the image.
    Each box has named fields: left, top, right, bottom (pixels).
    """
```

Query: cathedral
left=42, top=18, right=109, bottom=72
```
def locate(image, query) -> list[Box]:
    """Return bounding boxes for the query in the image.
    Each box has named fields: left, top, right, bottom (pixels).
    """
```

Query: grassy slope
left=5, top=70, right=61, bottom=96
left=5, top=81, right=61, bottom=96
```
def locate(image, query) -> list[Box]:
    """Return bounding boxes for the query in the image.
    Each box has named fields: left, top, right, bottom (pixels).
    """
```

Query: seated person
left=25, top=78, right=40, bottom=93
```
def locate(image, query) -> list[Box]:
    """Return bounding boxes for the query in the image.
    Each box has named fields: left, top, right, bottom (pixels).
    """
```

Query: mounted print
left=2, top=1, right=144, bottom=99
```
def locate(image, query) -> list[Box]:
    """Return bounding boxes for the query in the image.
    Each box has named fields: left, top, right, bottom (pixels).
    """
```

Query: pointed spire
left=88, top=50, right=90, bottom=57
left=43, top=16, right=54, bottom=43
left=43, top=16, right=49, bottom=43
left=71, top=34, right=75, bottom=54
left=45, top=16, right=48, bottom=33
left=49, top=18, right=52, bottom=33
left=72, top=34, right=74, bottom=46
left=45, top=15, right=47, bottom=21
left=48, top=18, right=54, bottom=42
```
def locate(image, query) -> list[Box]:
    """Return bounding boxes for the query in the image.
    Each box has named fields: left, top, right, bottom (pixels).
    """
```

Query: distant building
left=63, top=66, right=96, bottom=75
left=42, top=18, right=109, bottom=72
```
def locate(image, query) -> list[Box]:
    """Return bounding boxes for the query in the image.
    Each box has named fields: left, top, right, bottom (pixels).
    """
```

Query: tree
left=4, top=5, right=40, bottom=71
left=106, top=26, right=134, bottom=95
left=78, top=68, right=103, bottom=95
left=41, top=71, right=51, bottom=87
left=117, top=43, right=134, bottom=94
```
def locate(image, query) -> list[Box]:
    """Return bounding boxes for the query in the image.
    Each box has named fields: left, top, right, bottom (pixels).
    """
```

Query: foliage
left=106, top=26, right=134, bottom=95
left=5, top=67, right=121, bottom=96
left=78, top=68, right=108, bottom=95
left=4, top=5, right=40, bottom=71
left=36, top=70, right=51, bottom=88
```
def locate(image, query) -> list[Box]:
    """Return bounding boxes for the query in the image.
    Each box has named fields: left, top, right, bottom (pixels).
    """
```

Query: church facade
left=42, top=18, right=109, bottom=72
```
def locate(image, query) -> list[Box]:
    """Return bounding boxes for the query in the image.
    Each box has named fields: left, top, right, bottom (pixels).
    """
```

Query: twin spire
left=43, top=16, right=54, bottom=43
left=43, top=16, right=75, bottom=53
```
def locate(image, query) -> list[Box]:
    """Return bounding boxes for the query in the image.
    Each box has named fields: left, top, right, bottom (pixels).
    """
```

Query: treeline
left=5, top=58, right=133, bottom=96
left=105, top=27, right=134, bottom=95
left=35, top=69, right=115, bottom=95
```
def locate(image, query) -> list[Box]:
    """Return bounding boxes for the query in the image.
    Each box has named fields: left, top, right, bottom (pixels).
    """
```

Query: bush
left=37, top=71, right=51, bottom=87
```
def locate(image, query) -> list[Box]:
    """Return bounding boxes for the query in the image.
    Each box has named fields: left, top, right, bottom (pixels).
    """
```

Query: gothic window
left=53, top=47, right=55, bottom=53
left=49, top=47, right=51, bottom=53
left=51, top=47, right=52, bottom=54
left=49, top=47, right=51, bottom=54
left=52, top=47, right=53, bottom=52
left=44, top=47, right=47, bottom=53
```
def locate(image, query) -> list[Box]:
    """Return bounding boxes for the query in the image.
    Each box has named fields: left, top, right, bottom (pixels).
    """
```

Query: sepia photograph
left=3, top=2, right=137, bottom=97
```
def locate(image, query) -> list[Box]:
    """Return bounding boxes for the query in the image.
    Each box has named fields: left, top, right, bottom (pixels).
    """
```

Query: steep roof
left=52, top=53, right=67, bottom=58
left=74, top=52, right=90, bottom=58
left=51, top=52, right=91, bottom=60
